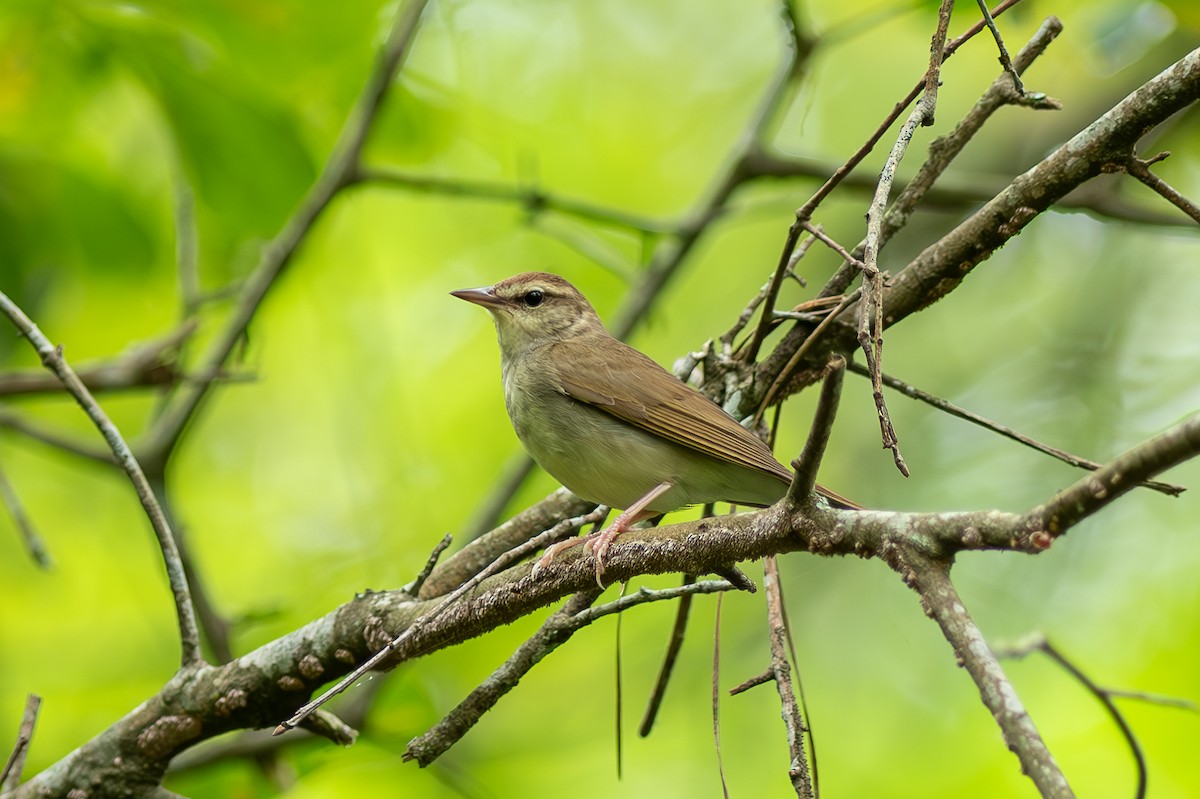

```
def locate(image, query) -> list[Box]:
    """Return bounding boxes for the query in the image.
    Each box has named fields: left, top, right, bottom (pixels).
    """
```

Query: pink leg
left=588, top=481, right=672, bottom=586
left=532, top=481, right=674, bottom=587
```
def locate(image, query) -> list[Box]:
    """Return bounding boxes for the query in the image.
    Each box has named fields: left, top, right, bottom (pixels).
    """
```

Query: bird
left=452, top=271, right=854, bottom=585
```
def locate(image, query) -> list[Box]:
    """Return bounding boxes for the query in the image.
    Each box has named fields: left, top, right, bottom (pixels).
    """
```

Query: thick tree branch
left=13, top=408, right=1195, bottom=795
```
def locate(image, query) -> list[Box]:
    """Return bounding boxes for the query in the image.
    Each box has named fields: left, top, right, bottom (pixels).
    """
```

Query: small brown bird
left=453, top=272, right=852, bottom=584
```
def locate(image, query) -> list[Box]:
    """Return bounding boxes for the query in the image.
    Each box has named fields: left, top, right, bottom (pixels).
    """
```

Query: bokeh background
left=1, top=0, right=1198, bottom=796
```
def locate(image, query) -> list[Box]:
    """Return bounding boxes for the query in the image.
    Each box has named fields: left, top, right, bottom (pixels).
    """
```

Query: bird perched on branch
left=453, top=271, right=854, bottom=585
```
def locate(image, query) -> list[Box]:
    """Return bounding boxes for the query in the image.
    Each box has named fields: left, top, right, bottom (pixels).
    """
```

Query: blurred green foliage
left=1, top=0, right=1198, bottom=797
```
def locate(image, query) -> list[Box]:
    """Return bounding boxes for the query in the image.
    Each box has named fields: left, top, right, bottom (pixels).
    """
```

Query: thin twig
left=780, top=0, right=1029, bottom=277
left=897, top=551, right=1074, bottom=798
left=1121, top=152, right=1200, bottom=225
left=358, top=168, right=674, bottom=236
left=722, top=246, right=812, bottom=352
left=763, top=557, right=812, bottom=798
left=0, top=293, right=202, bottom=666
left=712, top=593, right=731, bottom=799
left=740, top=0, right=1033, bottom=384
left=639, top=573, right=698, bottom=737
left=1103, top=690, right=1198, bottom=711
left=0, top=694, right=40, bottom=791
left=776, top=568, right=819, bottom=797
left=615, top=580, right=626, bottom=779
left=174, top=179, right=201, bottom=316
left=994, top=634, right=1198, bottom=799
left=847, top=360, right=1185, bottom=496
left=754, top=287, right=862, bottom=422
left=819, top=16, right=1062, bottom=293
left=1000, top=636, right=1143, bottom=795
left=856, top=0, right=956, bottom=479
left=0, top=409, right=115, bottom=464
left=975, top=0, right=1025, bottom=94
left=787, top=356, right=845, bottom=507
left=0, top=460, right=50, bottom=568
left=753, top=9, right=1067, bottom=417
left=404, top=534, right=453, bottom=596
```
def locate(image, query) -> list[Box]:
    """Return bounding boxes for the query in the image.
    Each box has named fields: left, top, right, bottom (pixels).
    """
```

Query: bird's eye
left=523, top=290, right=544, bottom=307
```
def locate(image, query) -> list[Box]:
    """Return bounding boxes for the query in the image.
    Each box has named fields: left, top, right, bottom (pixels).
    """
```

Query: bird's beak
left=450, top=285, right=506, bottom=308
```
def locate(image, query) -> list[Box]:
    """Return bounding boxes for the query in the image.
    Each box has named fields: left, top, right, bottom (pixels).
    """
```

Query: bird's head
left=452, top=272, right=605, bottom=357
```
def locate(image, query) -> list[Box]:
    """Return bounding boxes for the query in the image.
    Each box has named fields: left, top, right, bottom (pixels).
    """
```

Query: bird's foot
left=583, top=525, right=625, bottom=587
left=529, top=527, right=622, bottom=588
left=532, top=482, right=673, bottom=587
left=531, top=535, right=591, bottom=578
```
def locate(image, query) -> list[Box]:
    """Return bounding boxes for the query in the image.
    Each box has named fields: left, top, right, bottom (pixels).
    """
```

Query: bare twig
left=787, top=356, right=845, bottom=507
left=754, top=286, right=861, bottom=421
left=896, top=552, right=1074, bottom=798
left=1103, top=690, right=1197, bottom=711
left=404, top=533, right=453, bottom=597
left=721, top=246, right=812, bottom=352
left=855, top=0, right=956, bottom=479
left=639, top=572, right=697, bottom=737
left=575, top=579, right=737, bottom=624
left=996, top=634, right=1161, bottom=799
left=1121, top=152, right=1200, bottom=224
left=751, top=12, right=1057, bottom=423
left=712, top=593, right=731, bottom=799
left=0, top=694, right=40, bottom=791
left=755, top=0, right=1029, bottom=326
left=757, top=16, right=1063, bottom=301
left=755, top=43, right=1200, bottom=412
left=874, top=16, right=1059, bottom=250
left=802, top=224, right=866, bottom=269
left=0, top=409, right=115, bottom=464
left=0, top=293, right=201, bottom=666
left=174, top=179, right=201, bottom=316
left=762, top=557, right=811, bottom=798
left=975, top=0, right=1024, bottom=94
left=358, top=168, right=674, bottom=236
left=847, top=360, right=1185, bottom=496
left=0, top=460, right=50, bottom=568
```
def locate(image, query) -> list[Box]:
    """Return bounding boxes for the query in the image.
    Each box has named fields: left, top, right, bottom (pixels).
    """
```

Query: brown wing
left=549, top=334, right=793, bottom=482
